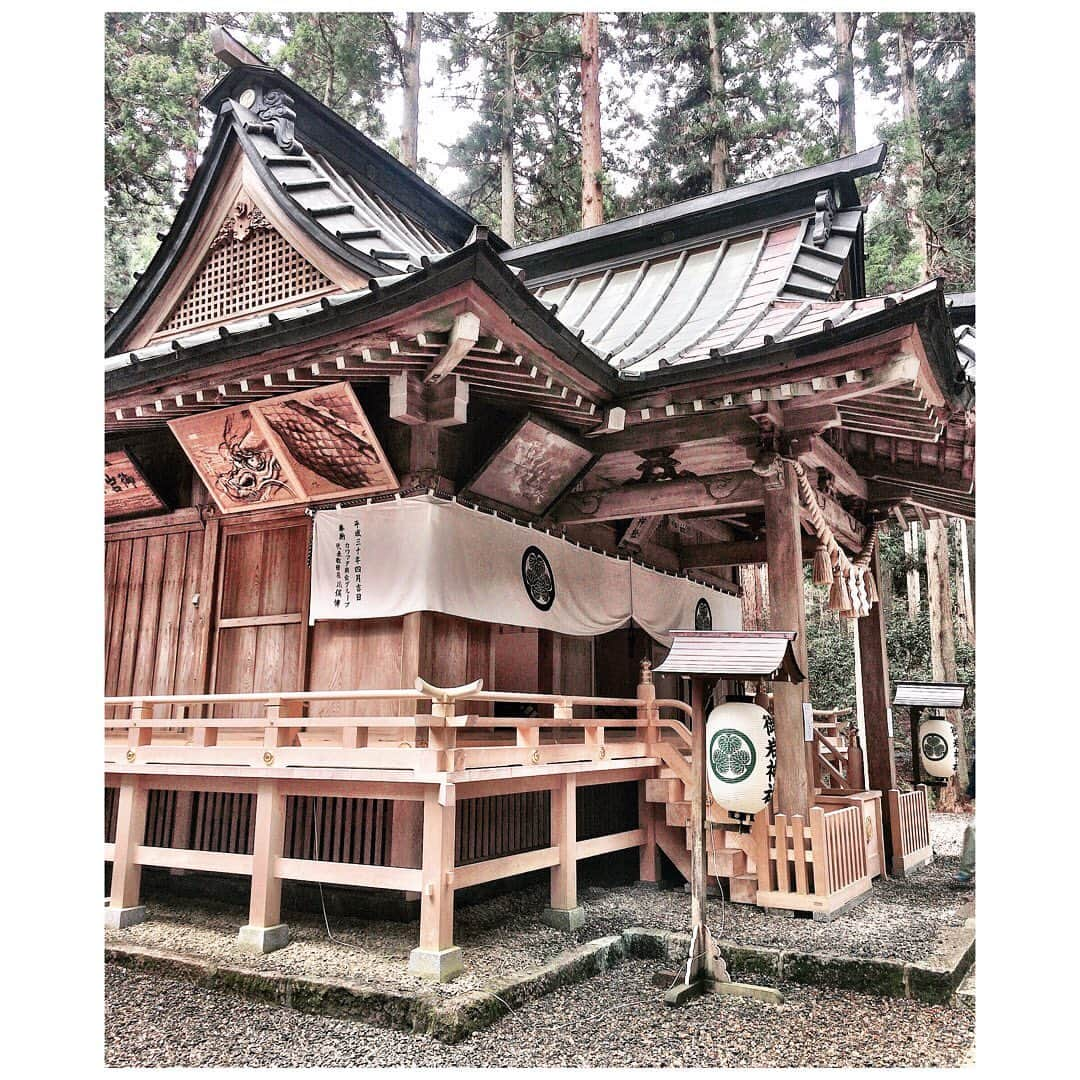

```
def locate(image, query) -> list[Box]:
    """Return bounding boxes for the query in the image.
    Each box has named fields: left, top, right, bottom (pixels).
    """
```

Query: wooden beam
left=850, top=453, right=974, bottom=496
left=802, top=487, right=865, bottom=551
left=788, top=434, right=868, bottom=501
left=679, top=533, right=817, bottom=569
left=390, top=372, right=470, bottom=427
left=585, top=408, right=758, bottom=454
left=857, top=546, right=897, bottom=820
left=423, top=311, right=481, bottom=385
left=781, top=402, right=842, bottom=434
left=550, top=471, right=762, bottom=525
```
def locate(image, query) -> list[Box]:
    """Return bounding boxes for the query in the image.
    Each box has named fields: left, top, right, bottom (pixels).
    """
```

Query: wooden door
left=210, top=515, right=310, bottom=719
left=105, top=509, right=212, bottom=720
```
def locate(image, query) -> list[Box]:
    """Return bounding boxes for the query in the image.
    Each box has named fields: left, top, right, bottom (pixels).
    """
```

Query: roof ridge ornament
left=250, top=89, right=304, bottom=155
left=812, top=188, right=838, bottom=247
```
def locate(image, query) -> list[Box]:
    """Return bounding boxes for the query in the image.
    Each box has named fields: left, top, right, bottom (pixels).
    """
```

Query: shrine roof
left=105, top=62, right=490, bottom=356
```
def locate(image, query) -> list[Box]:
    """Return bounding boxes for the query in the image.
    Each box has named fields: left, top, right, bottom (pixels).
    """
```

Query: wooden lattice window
left=163, top=205, right=334, bottom=333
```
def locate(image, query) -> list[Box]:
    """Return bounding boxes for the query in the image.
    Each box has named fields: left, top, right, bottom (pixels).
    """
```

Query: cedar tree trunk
left=400, top=12, right=422, bottom=171
left=580, top=12, right=603, bottom=228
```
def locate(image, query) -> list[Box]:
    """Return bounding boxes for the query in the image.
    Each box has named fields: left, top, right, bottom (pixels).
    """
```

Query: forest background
left=104, top=10, right=975, bottom=798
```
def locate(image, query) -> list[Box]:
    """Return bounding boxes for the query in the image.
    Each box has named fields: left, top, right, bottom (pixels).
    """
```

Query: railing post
left=409, top=782, right=462, bottom=981
left=105, top=774, right=149, bottom=928
left=846, top=728, right=865, bottom=791
left=636, top=661, right=661, bottom=883
left=428, top=699, right=458, bottom=773
left=542, top=773, right=584, bottom=930
left=809, top=806, right=830, bottom=897
left=238, top=778, right=288, bottom=953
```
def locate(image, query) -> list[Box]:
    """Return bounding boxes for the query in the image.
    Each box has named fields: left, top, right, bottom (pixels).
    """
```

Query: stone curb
left=106, top=934, right=629, bottom=1046
left=620, top=925, right=976, bottom=1005
left=106, top=921, right=973, bottom=1044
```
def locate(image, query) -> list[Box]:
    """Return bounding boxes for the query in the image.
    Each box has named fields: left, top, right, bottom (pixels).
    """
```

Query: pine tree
left=862, top=12, right=975, bottom=292
left=104, top=12, right=240, bottom=312
left=613, top=13, right=808, bottom=208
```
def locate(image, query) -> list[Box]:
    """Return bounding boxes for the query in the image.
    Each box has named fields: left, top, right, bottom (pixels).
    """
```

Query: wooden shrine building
left=104, top=37, right=976, bottom=980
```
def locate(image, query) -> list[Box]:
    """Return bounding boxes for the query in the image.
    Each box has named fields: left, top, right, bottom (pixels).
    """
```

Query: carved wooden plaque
left=463, top=413, right=596, bottom=516
left=169, top=382, right=398, bottom=515
left=104, top=449, right=167, bottom=519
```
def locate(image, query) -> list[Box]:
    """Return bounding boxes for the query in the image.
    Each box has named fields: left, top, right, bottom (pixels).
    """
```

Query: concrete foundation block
left=408, top=945, right=464, bottom=982
left=541, top=906, right=586, bottom=932
left=237, top=923, right=290, bottom=954
left=104, top=905, right=147, bottom=930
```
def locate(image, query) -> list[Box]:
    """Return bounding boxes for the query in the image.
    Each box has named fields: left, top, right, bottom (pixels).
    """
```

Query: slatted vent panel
left=456, top=791, right=551, bottom=867
left=189, top=791, right=257, bottom=855
left=163, top=224, right=334, bottom=333
left=105, top=787, right=119, bottom=844
left=143, top=789, right=178, bottom=848
left=284, top=796, right=392, bottom=866
left=577, top=781, right=639, bottom=841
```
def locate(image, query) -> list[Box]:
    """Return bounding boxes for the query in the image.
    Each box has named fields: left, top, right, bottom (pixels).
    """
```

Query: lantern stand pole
left=663, top=673, right=783, bottom=1008
left=910, top=705, right=923, bottom=786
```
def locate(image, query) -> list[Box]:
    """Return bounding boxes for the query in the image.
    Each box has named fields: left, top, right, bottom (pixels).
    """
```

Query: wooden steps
left=643, top=758, right=759, bottom=905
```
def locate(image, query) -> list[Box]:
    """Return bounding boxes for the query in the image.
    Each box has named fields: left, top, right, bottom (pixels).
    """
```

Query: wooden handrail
left=104, top=686, right=692, bottom=717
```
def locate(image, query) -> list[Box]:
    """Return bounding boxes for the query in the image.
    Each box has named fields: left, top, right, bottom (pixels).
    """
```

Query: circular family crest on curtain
left=918, top=715, right=957, bottom=779
left=521, top=546, right=555, bottom=611
left=705, top=701, right=776, bottom=815
left=695, top=597, right=713, bottom=630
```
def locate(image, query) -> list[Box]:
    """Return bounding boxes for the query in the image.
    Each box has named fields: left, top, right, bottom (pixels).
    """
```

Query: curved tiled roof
left=529, top=208, right=865, bottom=372
left=232, top=97, right=451, bottom=273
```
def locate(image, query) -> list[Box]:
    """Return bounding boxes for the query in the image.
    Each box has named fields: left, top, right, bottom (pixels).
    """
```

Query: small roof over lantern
left=655, top=630, right=805, bottom=682
left=893, top=682, right=967, bottom=709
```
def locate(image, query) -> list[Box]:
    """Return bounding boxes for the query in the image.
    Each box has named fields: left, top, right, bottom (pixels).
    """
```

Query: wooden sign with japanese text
left=104, top=449, right=167, bottom=519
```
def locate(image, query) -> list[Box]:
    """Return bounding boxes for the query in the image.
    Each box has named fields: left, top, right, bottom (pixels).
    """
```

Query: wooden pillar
left=543, top=774, right=584, bottom=929
left=105, top=775, right=149, bottom=928
left=689, top=677, right=709, bottom=973
left=390, top=612, right=431, bottom=885
left=409, top=784, right=462, bottom=980
left=239, top=778, right=288, bottom=953
left=764, top=460, right=811, bottom=817
left=857, top=546, right=896, bottom=794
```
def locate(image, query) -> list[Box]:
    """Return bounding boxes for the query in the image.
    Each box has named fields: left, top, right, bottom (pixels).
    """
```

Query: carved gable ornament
left=209, top=198, right=272, bottom=251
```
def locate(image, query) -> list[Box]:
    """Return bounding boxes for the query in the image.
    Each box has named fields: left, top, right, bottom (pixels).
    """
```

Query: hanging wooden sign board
left=169, top=382, right=398, bottom=515
left=104, top=448, right=167, bottom=520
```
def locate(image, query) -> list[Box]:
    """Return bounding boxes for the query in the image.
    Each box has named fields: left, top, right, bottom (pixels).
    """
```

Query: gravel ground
left=105, top=957, right=975, bottom=1068
left=576, top=812, right=975, bottom=963
left=105, top=886, right=574, bottom=999
left=107, top=812, right=974, bottom=993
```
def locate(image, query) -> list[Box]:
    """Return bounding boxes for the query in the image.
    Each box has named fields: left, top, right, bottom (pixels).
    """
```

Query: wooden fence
left=887, top=785, right=933, bottom=875
left=752, top=803, right=872, bottom=916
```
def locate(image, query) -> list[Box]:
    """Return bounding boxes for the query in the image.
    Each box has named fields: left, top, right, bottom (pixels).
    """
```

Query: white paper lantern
left=919, top=715, right=957, bottom=779
left=705, top=701, right=776, bottom=816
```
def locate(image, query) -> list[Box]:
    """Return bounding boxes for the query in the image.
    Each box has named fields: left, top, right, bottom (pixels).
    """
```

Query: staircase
left=644, top=768, right=759, bottom=904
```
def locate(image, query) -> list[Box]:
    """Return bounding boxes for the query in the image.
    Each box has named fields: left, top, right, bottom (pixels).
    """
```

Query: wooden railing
left=105, top=681, right=693, bottom=778
left=887, top=785, right=933, bottom=874
left=752, top=802, right=872, bottom=916
left=811, top=711, right=865, bottom=793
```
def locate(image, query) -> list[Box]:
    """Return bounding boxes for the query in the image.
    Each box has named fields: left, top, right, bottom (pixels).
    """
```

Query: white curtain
left=310, top=495, right=740, bottom=645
